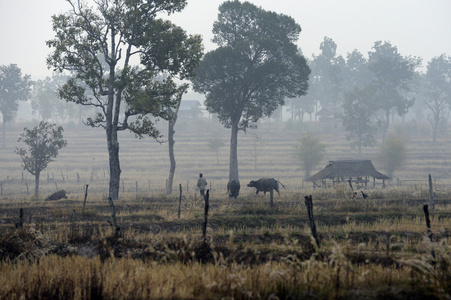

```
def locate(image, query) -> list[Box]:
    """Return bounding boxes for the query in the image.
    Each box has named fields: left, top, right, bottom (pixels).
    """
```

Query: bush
left=379, top=132, right=408, bottom=179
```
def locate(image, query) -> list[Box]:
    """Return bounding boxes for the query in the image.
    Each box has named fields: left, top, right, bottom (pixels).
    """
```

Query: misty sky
left=1, top=0, right=450, bottom=80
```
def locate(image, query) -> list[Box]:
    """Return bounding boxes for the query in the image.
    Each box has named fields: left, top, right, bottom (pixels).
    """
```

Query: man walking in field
left=197, top=173, right=208, bottom=197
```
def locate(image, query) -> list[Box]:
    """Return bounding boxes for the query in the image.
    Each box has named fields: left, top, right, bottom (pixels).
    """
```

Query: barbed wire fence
left=0, top=167, right=447, bottom=200
left=0, top=168, right=228, bottom=200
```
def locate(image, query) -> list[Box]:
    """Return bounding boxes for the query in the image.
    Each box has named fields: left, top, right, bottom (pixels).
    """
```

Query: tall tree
left=423, top=54, right=451, bottom=144
left=368, top=41, right=419, bottom=142
left=192, top=0, right=310, bottom=183
left=342, top=49, right=373, bottom=92
left=15, top=121, right=67, bottom=198
left=341, top=87, right=378, bottom=154
left=310, top=37, right=345, bottom=113
left=0, top=64, right=31, bottom=147
left=46, top=0, right=202, bottom=200
left=31, top=74, right=78, bottom=123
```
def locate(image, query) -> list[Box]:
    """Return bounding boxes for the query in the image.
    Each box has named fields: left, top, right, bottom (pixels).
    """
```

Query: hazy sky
left=1, top=0, right=450, bottom=80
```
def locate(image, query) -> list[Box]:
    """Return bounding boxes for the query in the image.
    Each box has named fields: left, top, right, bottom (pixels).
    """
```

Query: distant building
left=307, top=160, right=390, bottom=188
left=178, top=100, right=205, bottom=118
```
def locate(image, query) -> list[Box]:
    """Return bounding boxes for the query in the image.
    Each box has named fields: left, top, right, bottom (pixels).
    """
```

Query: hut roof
left=316, top=107, right=333, bottom=116
left=307, top=160, right=390, bottom=182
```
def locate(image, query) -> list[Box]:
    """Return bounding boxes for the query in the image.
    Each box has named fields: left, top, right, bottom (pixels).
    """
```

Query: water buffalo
left=227, top=179, right=240, bottom=199
left=247, top=178, right=285, bottom=196
left=45, top=190, right=68, bottom=201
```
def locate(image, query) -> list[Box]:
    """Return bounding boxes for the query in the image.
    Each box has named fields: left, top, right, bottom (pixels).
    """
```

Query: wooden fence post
left=26, top=182, right=29, bottom=196
left=423, top=204, right=436, bottom=259
left=136, top=181, right=138, bottom=193
left=82, top=184, right=89, bottom=217
left=18, top=208, right=23, bottom=228
left=178, top=184, right=182, bottom=219
left=423, top=204, right=432, bottom=241
left=428, top=174, right=434, bottom=210
left=202, top=190, right=210, bottom=241
left=304, top=195, right=320, bottom=248
left=71, top=209, right=76, bottom=235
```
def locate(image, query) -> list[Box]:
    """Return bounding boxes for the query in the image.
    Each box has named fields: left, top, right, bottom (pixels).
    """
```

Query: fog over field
left=1, top=115, right=450, bottom=199
left=1, top=0, right=451, bottom=79
left=2, top=2, right=451, bottom=299
left=0, top=0, right=450, bottom=200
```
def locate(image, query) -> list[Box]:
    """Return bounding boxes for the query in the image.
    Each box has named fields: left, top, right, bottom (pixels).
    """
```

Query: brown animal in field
left=227, top=179, right=240, bottom=199
left=45, top=190, right=68, bottom=201
left=247, top=178, right=285, bottom=196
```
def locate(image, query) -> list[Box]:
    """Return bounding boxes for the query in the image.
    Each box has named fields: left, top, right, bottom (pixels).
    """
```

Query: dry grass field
left=0, top=118, right=450, bottom=299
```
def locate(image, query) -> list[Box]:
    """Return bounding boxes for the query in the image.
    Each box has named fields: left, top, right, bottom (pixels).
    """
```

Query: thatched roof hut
left=307, top=160, right=389, bottom=188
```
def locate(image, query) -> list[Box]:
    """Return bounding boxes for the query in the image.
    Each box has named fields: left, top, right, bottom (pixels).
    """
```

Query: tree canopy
left=341, top=87, right=378, bottom=154
left=310, top=37, right=345, bottom=111
left=423, top=54, right=451, bottom=144
left=192, top=0, right=310, bottom=182
left=0, top=64, right=31, bottom=147
left=368, top=41, right=419, bottom=142
left=31, top=75, right=79, bottom=123
left=46, top=0, right=203, bottom=199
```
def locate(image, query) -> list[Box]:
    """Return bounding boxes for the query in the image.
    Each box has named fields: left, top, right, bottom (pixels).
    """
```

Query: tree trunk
left=105, top=27, right=122, bottom=201
left=107, top=138, right=121, bottom=200
left=167, top=124, right=176, bottom=194
left=229, top=122, right=239, bottom=182
left=253, top=147, right=257, bottom=170
left=167, top=99, right=182, bottom=195
left=358, top=132, right=362, bottom=155
left=2, top=118, right=5, bottom=148
left=382, top=109, right=390, bottom=143
left=432, top=122, right=437, bottom=144
left=34, top=171, right=40, bottom=198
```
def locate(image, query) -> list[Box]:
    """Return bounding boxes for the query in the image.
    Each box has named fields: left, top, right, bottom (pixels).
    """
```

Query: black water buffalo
left=227, top=179, right=240, bottom=199
left=46, top=190, right=68, bottom=201
left=247, top=178, right=285, bottom=196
